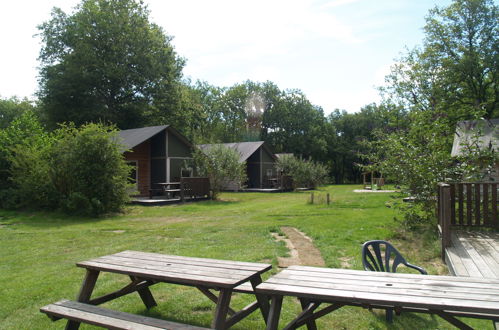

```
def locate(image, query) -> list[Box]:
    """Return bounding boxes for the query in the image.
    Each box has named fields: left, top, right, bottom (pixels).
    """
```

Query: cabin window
left=266, top=168, right=273, bottom=177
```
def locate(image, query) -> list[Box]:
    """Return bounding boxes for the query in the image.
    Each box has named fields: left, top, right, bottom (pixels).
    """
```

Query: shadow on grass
left=137, top=306, right=211, bottom=329
left=0, top=209, right=108, bottom=228
left=369, top=309, right=442, bottom=329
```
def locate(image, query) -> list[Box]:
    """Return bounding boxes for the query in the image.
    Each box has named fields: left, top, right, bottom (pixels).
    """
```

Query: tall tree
left=37, top=0, right=185, bottom=129
left=262, top=87, right=327, bottom=161
left=368, top=0, right=498, bottom=226
left=0, top=97, right=36, bottom=129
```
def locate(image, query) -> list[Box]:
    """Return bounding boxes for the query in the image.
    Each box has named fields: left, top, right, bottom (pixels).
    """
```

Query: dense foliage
left=193, top=145, right=247, bottom=199
left=0, top=116, right=130, bottom=215
left=0, top=96, right=37, bottom=129
left=37, top=0, right=185, bottom=129
left=276, top=155, right=329, bottom=189
left=365, top=0, right=498, bottom=226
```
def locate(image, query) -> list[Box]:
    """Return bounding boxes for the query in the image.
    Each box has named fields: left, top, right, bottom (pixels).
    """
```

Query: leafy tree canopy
left=0, top=96, right=37, bottom=129
left=366, top=0, right=498, bottom=226
left=37, top=0, right=185, bottom=129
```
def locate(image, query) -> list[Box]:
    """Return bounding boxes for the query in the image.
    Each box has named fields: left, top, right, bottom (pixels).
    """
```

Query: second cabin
left=198, top=141, right=277, bottom=190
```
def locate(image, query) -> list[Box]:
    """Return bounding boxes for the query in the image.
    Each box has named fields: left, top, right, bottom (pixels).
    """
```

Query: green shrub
left=276, top=155, right=329, bottom=189
left=0, top=111, right=54, bottom=208
left=1, top=119, right=130, bottom=216
left=50, top=123, right=130, bottom=216
left=193, top=145, right=247, bottom=199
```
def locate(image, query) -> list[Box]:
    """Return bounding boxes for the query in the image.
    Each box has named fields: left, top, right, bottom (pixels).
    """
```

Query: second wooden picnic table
left=256, top=265, right=499, bottom=330
left=68, top=250, right=272, bottom=329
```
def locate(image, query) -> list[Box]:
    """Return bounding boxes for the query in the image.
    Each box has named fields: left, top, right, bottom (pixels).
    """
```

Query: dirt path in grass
left=272, top=226, right=325, bottom=268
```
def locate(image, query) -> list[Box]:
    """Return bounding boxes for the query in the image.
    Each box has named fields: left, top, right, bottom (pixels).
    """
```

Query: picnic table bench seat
left=41, top=300, right=209, bottom=330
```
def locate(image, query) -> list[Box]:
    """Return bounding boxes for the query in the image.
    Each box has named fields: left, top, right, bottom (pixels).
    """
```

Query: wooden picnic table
left=66, top=250, right=272, bottom=329
left=256, top=265, right=499, bottom=330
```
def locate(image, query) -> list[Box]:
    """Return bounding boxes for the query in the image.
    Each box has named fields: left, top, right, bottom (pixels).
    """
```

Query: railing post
left=439, top=183, right=452, bottom=262
left=180, top=180, right=185, bottom=203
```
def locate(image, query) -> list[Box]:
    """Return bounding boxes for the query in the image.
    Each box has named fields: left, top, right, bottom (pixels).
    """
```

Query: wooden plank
left=450, top=232, right=483, bottom=277
left=113, top=251, right=271, bottom=272
left=256, top=282, right=499, bottom=316
left=41, top=300, right=208, bottom=329
left=270, top=271, right=499, bottom=295
left=450, top=184, right=456, bottom=225
left=458, top=183, right=464, bottom=225
left=260, top=276, right=499, bottom=302
left=460, top=232, right=499, bottom=278
left=454, top=232, right=496, bottom=278
left=445, top=246, right=469, bottom=276
left=475, top=183, right=481, bottom=226
left=483, top=183, right=489, bottom=225
left=275, top=268, right=499, bottom=290
left=284, top=266, right=499, bottom=285
left=82, top=258, right=254, bottom=282
left=466, top=183, right=473, bottom=226
left=492, top=183, right=498, bottom=227
left=76, top=260, right=245, bottom=288
left=475, top=232, right=499, bottom=254
left=93, top=255, right=259, bottom=278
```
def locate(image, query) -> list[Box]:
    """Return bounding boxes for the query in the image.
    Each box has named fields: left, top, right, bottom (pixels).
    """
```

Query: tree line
left=1, top=0, right=498, bottom=196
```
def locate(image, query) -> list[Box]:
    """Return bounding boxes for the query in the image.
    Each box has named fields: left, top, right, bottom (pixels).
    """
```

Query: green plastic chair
left=362, top=240, right=427, bottom=322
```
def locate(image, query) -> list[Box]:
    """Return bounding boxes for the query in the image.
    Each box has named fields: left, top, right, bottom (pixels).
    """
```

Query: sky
left=0, top=0, right=453, bottom=114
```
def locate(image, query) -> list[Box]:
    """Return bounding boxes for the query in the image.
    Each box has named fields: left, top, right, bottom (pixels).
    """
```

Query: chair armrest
left=405, top=262, right=427, bottom=275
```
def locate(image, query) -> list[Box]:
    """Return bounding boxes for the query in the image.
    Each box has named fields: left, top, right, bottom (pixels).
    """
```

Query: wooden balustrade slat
left=466, top=184, right=473, bottom=226
left=475, top=184, right=481, bottom=226
left=483, top=184, right=489, bottom=226
left=458, top=184, right=464, bottom=225
left=492, top=184, right=498, bottom=227
left=450, top=184, right=456, bottom=225
left=438, top=182, right=498, bottom=229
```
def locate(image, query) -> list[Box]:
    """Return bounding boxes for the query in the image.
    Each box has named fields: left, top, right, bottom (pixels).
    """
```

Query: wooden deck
left=445, top=230, right=499, bottom=278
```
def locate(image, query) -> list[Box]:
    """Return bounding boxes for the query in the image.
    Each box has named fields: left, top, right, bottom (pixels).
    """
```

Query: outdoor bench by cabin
left=256, top=265, right=499, bottom=330
left=42, top=251, right=272, bottom=330
left=41, top=299, right=208, bottom=330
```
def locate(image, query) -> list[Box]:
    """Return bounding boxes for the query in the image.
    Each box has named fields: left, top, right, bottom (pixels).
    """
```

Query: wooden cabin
left=198, top=141, right=277, bottom=189
left=451, top=119, right=499, bottom=181
left=119, top=125, right=194, bottom=196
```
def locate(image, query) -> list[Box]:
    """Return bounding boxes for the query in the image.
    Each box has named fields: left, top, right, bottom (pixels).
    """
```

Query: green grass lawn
left=0, top=185, right=492, bottom=329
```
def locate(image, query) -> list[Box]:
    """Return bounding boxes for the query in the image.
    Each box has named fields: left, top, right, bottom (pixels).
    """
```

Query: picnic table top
left=256, top=265, right=499, bottom=316
left=77, top=250, right=272, bottom=289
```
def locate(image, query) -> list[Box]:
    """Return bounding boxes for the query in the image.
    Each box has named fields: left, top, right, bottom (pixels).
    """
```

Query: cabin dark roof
left=119, top=125, right=169, bottom=150
left=451, top=119, right=499, bottom=157
left=198, top=141, right=276, bottom=162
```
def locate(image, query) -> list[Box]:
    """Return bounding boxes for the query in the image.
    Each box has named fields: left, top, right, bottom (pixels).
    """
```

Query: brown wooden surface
left=439, top=183, right=498, bottom=229
left=445, top=231, right=499, bottom=278
left=256, top=266, right=499, bottom=316
left=77, top=251, right=271, bottom=289
left=70, top=251, right=271, bottom=329
left=41, top=300, right=208, bottom=330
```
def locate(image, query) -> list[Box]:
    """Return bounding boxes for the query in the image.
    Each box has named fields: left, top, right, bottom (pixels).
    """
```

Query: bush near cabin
left=276, top=155, right=329, bottom=189
left=1, top=117, right=130, bottom=216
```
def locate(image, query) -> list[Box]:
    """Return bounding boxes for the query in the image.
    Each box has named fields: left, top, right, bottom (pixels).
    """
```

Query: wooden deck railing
left=180, top=177, right=211, bottom=200
left=437, top=182, right=498, bottom=260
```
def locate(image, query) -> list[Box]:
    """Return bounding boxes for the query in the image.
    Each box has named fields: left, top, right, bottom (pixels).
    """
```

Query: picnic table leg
left=266, top=296, right=283, bottom=330
left=251, top=276, right=270, bottom=323
left=212, top=288, right=233, bottom=329
left=129, top=276, right=157, bottom=309
left=65, top=269, right=100, bottom=330
left=299, top=299, right=318, bottom=330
